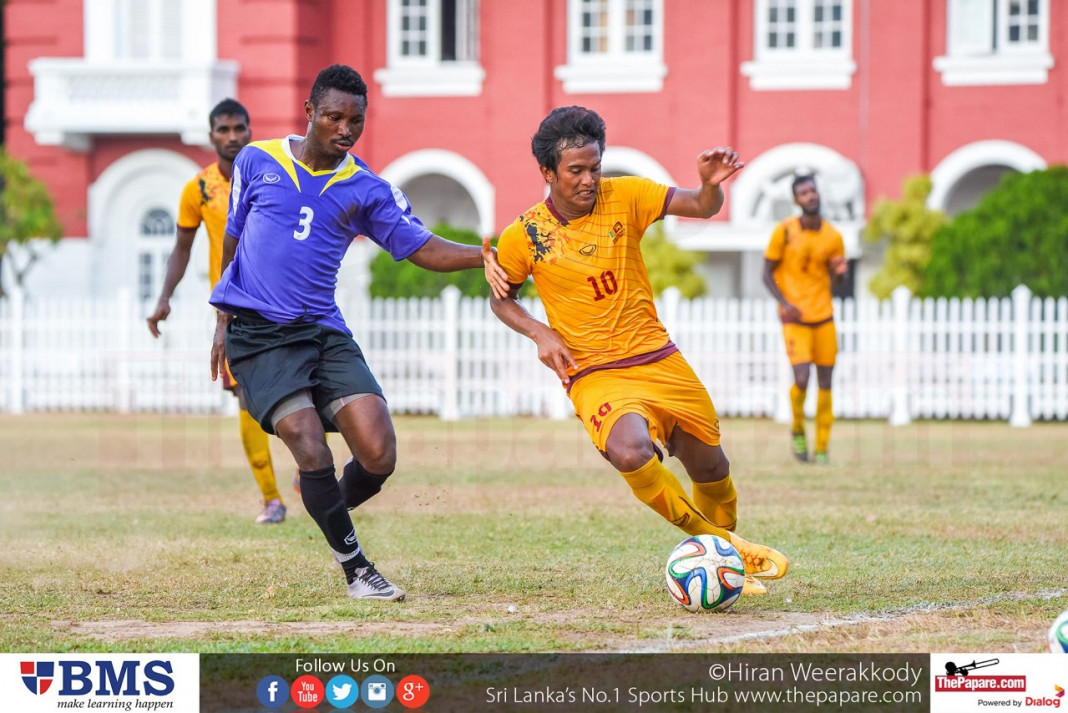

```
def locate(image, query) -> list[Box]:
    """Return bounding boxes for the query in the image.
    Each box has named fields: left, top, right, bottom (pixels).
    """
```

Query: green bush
left=639, top=223, right=706, bottom=297
left=369, top=223, right=489, bottom=298
left=0, top=148, right=63, bottom=298
left=861, top=175, right=947, bottom=299
left=924, top=166, right=1068, bottom=298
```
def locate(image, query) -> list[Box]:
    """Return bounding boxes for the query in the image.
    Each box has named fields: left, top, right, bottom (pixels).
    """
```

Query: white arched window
left=137, top=207, right=177, bottom=302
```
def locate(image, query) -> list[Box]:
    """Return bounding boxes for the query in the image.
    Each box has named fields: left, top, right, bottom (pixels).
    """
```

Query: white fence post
left=117, top=288, right=133, bottom=414
left=889, top=286, right=912, bottom=426
left=10, top=286, right=25, bottom=415
left=441, top=286, right=460, bottom=421
left=1010, top=284, right=1033, bottom=427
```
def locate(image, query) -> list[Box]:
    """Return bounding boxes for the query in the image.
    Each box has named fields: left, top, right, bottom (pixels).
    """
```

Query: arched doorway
left=929, top=140, right=1046, bottom=217
left=89, top=149, right=202, bottom=301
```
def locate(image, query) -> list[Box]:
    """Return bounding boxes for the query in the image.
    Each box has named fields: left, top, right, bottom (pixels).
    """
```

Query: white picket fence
left=1, top=285, right=1067, bottom=425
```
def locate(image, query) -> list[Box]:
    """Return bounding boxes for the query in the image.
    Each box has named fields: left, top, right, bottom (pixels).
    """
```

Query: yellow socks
left=239, top=409, right=280, bottom=503
left=620, top=455, right=728, bottom=538
left=790, top=383, right=806, bottom=435
left=692, top=474, right=737, bottom=532
left=815, top=388, right=833, bottom=453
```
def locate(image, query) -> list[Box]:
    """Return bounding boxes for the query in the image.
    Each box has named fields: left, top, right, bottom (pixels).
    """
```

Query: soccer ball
left=1049, top=608, right=1068, bottom=653
left=665, top=534, right=745, bottom=612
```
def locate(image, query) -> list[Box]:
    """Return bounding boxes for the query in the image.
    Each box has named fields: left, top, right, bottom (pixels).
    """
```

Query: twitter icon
left=325, top=674, right=359, bottom=708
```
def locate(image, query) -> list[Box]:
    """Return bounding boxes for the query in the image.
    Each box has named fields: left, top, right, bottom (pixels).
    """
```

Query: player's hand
left=830, top=255, right=848, bottom=276
left=481, top=236, right=510, bottom=300
left=146, top=299, right=170, bottom=338
left=210, top=312, right=231, bottom=381
left=781, top=302, right=802, bottom=324
left=697, top=147, right=745, bottom=187
left=533, top=324, right=577, bottom=387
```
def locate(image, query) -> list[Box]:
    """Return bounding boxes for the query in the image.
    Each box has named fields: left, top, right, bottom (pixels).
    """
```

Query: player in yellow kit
left=146, top=99, right=287, bottom=524
left=487, top=106, right=788, bottom=595
left=762, top=174, right=848, bottom=465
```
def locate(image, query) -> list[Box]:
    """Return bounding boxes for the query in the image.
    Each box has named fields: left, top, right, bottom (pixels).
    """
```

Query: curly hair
left=309, top=64, right=368, bottom=106
left=531, top=106, right=606, bottom=173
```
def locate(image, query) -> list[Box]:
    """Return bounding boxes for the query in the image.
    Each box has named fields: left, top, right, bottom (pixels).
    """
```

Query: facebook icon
left=257, top=675, right=289, bottom=708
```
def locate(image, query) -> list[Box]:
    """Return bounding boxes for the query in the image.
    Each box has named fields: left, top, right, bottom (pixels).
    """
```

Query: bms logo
left=18, top=660, right=175, bottom=697
left=21, top=661, right=54, bottom=694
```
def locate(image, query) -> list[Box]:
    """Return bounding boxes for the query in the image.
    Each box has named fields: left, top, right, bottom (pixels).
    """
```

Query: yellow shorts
left=782, top=321, right=838, bottom=367
left=568, top=352, right=720, bottom=453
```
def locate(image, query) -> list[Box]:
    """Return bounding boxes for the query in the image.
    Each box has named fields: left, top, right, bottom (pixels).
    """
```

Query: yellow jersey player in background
left=762, top=174, right=848, bottom=465
left=487, top=106, right=788, bottom=596
left=146, top=99, right=288, bottom=525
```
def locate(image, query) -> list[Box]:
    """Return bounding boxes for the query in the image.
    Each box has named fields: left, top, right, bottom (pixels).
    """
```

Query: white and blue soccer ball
left=1049, top=608, right=1068, bottom=653
left=665, top=534, right=745, bottom=613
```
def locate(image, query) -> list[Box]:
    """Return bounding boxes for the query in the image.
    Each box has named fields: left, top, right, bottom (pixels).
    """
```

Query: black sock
left=299, top=465, right=370, bottom=581
left=338, top=459, right=392, bottom=510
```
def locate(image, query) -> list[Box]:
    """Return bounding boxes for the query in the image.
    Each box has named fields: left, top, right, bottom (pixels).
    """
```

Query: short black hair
left=309, top=64, right=368, bottom=106
left=531, top=106, right=607, bottom=173
left=209, top=98, right=249, bottom=129
left=791, top=173, right=817, bottom=196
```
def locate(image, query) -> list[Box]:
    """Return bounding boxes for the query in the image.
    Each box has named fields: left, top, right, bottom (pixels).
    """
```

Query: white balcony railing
left=25, top=59, right=239, bottom=150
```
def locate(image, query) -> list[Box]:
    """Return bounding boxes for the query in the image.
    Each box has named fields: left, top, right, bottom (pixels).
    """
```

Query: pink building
left=4, top=0, right=1065, bottom=303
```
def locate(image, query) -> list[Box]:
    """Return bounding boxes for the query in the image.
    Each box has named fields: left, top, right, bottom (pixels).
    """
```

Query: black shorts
left=225, top=312, right=384, bottom=434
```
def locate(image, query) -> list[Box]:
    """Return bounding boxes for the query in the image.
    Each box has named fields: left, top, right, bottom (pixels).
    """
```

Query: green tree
left=923, top=165, right=1068, bottom=298
left=861, top=174, right=947, bottom=299
left=640, top=223, right=707, bottom=298
left=0, top=149, right=63, bottom=298
left=369, top=223, right=488, bottom=298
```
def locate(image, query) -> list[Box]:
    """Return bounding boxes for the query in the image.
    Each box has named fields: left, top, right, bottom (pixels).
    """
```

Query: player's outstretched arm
left=667, top=147, right=745, bottom=219
left=407, top=234, right=509, bottom=299
left=147, top=227, right=197, bottom=337
left=489, top=282, right=577, bottom=387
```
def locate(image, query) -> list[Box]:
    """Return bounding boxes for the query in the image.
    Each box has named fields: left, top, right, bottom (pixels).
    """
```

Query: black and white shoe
left=346, top=563, right=406, bottom=601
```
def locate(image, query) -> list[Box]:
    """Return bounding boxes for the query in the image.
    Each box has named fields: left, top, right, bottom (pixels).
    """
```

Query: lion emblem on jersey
left=525, top=221, right=559, bottom=264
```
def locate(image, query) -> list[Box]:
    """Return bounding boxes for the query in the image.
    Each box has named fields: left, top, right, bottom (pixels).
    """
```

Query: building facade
left=4, top=0, right=1065, bottom=306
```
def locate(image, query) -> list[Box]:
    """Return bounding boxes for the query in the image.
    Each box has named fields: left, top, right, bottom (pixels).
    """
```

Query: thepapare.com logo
left=18, top=658, right=177, bottom=710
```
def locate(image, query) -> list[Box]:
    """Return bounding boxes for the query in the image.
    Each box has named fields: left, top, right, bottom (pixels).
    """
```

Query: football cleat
left=727, top=533, right=789, bottom=580
left=347, top=563, right=406, bottom=601
left=255, top=499, right=286, bottom=524
left=791, top=432, right=809, bottom=462
left=292, top=469, right=301, bottom=495
left=813, top=451, right=830, bottom=465
left=742, top=574, right=768, bottom=596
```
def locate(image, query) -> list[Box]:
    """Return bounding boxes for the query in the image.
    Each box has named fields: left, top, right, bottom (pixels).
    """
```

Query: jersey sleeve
left=764, top=222, right=787, bottom=261
left=829, top=228, right=845, bottom=260
left=224, top=148, right=254, bottom=239
left=176, top=178, right=203, bottom=230
left=495, top=221, right=533, bottom=286
left=360, top=180, right=433, bottom=261
left=618, top=176, right=670, bottom=236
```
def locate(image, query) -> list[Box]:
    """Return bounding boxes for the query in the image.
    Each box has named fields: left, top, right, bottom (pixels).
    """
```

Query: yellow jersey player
left=147, top=99, right=287, bottom=525
left=487, top=106, right=788, bottom=596
left=762, top=174, right=848, bottom=465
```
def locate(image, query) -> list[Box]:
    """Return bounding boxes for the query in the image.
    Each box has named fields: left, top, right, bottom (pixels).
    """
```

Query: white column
left=1010, top=284, right=1033, bottom=427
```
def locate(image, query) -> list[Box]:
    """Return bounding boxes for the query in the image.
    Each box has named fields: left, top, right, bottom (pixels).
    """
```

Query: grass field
left=0, top=413, right=1065, bottom=654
